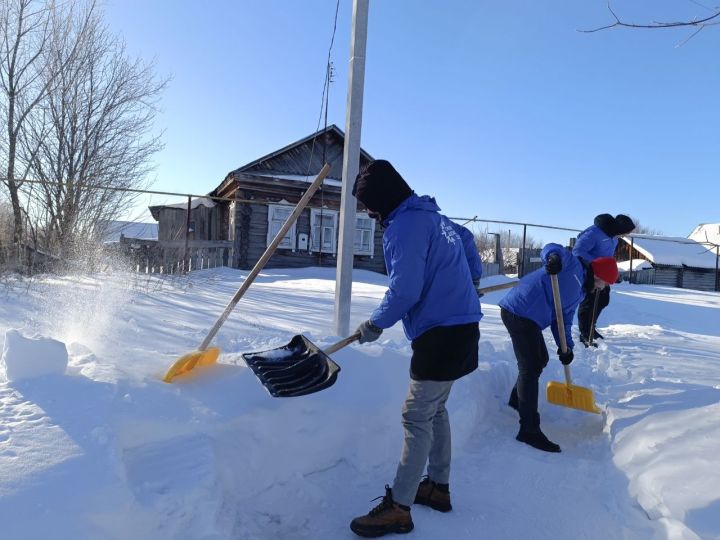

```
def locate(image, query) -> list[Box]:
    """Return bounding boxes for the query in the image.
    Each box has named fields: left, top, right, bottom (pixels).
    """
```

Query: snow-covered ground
left=0, top=267, right=718, bottom=540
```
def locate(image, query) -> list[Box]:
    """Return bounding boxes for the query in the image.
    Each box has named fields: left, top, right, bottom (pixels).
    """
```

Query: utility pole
left=335, top=0, right=369, bottom=337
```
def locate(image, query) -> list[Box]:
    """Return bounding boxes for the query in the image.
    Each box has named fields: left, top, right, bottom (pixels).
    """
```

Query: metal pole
left=184, top=196, right=191, bottom=273
left=715, top=245, right=719, bottom=292
left=629, top=237, right=634, bottom=283
left=520, top=224, right=527, bottom=277
left=335, top=0, right=369, bottom=337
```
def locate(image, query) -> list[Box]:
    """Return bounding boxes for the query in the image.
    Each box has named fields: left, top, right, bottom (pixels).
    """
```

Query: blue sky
left=105, top=1, right=719, bottom=244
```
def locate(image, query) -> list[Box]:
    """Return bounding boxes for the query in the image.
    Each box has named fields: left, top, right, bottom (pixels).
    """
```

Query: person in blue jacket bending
left=499, top=244, right=619, bottom=453
left=348, top=160, right=483, bottom=538
left=573, top=214, right=635, bottom=345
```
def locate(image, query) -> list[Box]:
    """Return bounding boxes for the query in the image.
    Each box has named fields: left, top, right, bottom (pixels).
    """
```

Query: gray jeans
left=391, top=379, right=455, bottom=507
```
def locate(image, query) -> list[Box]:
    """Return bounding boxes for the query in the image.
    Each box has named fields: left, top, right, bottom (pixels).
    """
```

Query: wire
left=304, top=0, right=341, bottom=263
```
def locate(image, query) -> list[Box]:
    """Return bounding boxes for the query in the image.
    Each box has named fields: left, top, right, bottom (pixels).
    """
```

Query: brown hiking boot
left=414, top=476, right=452, bottom=512
left=350, top=485, right=414, bottom=538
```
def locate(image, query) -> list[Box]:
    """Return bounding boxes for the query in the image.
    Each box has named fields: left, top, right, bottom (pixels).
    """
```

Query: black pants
left=577, top=286, right=610, bottom=338
left=501, top=308, right=548, bottom=433
left=410, top=323, right=479, bottom=381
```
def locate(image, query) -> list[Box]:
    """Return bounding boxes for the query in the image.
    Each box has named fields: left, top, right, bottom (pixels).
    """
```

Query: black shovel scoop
left=242, top=332, right=361, bottom=397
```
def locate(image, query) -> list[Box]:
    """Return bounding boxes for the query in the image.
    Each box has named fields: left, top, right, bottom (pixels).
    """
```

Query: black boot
left=516, top=430, right=561, bottom=453
left=579, top=335, right=598, bottom=348
left=592, top=329, right=604, bottom=340
left=508, top=387, right=519, bottom=412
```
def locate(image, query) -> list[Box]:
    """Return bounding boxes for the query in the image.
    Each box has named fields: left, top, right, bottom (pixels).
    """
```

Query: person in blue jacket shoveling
left=348, top=160, right=483, bottom=538
left=498, top=244, right=619, bottom=453
left=573, top=214, right=635, bottom=346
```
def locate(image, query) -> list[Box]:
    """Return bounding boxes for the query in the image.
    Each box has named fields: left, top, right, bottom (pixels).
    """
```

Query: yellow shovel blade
left=546, top=380, right=601, bottom=414
left=163, top=347, right=221, bottom=383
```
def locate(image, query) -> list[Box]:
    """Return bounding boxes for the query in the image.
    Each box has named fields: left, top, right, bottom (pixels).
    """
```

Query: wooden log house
left=149, top=125, right=386, bottom=273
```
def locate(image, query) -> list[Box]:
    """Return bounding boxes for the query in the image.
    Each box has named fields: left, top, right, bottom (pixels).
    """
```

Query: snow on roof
left=161, top=197, right=216, bottom=210
left=101, top=221, right=158, bottom=243
left=244, top=171, right=343, bottom=188
left=688, top=223, right=720, bottom=246
left=620, top=234, right=718, bottom=269
left=617, top=259, right=653, bottom=272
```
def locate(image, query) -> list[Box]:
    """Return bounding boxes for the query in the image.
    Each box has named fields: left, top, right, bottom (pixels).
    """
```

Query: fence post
left=520, top=224, right=527, bottom=277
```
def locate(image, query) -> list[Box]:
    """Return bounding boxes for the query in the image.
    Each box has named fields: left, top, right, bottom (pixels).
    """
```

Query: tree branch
left=581, top=0, right=720, bottom=33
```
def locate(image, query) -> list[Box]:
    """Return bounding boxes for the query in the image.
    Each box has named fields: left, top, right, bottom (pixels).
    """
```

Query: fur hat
left=352, top=160, right=413, bottom=221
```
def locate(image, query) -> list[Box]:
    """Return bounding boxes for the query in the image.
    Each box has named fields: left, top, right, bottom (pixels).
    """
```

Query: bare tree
left=23, top=3, right=166, bottom=258
left=0, top=0, right=52, bottom=244
left=0, top=0, right=92, bottom=246
left=583, top=1, right=720, bottom=44
left=628, top=216, right=662, bottom=236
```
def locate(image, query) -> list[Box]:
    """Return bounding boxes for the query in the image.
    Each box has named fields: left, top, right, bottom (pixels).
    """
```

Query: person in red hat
left=498, top=245, right=618, bottom=452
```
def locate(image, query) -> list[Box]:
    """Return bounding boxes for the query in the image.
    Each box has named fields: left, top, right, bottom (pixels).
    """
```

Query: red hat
left=591, top=257, right=619, bottom=284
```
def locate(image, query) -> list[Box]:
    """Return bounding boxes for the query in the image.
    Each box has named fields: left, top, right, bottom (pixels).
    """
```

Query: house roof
left=154, top=197, right=216, bottom=211
left=617, top=259, right=653, bottom=272
left=209, top=125, right=374, bottom=198
left=688, top=223, right=720, bottom=246
left=620, top=234, right=718, bottom=269
left=100, top=221, right=158, bottom=243
left=148, top=197, right=215, bottom=221
left=230, top=124, right=374, bottom=181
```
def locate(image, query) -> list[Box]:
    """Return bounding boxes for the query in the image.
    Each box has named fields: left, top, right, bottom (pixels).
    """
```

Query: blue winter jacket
left=573, top=225, right=617, bottom=263
left=370, top=194, right=482, bottom=340
left=498, top=244, right=585, bottom=350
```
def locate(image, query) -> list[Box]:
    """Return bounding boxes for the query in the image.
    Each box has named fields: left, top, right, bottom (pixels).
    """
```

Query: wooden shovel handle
left=587, top=288, right=600, bottom=347
left=199, top=163, right=332, bottom=350
left=477, top=281, right=519, bottom=294
left=323, top=332, right=361, bottom=356
left=550, top=273, right=573, bottom=386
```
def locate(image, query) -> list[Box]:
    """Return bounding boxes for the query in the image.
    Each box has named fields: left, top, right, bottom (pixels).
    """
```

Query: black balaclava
left=613, top=214, right=636, bottom=236
left=593, top=214, right=615, bottom=237
left=352, top=159, right=413, bottom=222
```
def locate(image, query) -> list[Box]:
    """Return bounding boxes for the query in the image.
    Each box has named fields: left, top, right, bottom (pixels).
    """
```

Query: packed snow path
left=0, top=268, right=718, bottom=539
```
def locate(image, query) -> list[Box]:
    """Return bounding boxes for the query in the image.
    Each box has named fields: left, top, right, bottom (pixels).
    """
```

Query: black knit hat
left=613, top=214, right=636, bottom=236
left=352, top=160, right=413, bottom=221
left=593, top=214, right=615, bottom=236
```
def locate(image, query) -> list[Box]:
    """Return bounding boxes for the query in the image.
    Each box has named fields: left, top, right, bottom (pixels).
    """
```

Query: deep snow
left=0, top=267, right=718, bottom=539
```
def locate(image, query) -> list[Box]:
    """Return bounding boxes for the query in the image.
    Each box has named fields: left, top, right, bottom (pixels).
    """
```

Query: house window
left=310, top=209, right=338, bottom=254
left=355, top=213, right=375, bottom=257
left=267, top=204, right=296, bottom=251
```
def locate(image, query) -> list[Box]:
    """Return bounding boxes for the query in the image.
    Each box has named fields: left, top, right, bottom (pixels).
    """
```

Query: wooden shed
left=150, top=125, right=386, bottom=273
left=617, top=234, right=719, bottom=292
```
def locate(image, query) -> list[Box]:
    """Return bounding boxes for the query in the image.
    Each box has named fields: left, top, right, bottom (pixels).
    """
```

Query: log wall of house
left=232, top=202, right=385, bottom=273
left=155, top=205, right=225, bottom=242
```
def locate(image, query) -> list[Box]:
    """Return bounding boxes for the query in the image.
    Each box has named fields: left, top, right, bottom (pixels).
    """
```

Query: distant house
left=100, top=220, right=158, bottom=243
left=688, top=223, right=720, bottom=246
left=617, top=233, right=718, bottom=291
left=149, top=125, right=385, bottom=273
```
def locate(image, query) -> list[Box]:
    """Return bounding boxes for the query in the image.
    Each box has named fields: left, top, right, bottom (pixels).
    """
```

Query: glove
left=545, top=252, right=562, bottom=275
left=356, top=319, right=383, bottom=344
left=473, top=278, right=484, bottom=299
left=557, top=348, right=574, bottom=365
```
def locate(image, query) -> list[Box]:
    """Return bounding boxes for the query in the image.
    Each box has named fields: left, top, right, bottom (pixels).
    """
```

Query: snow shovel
left=162, top=163, right=332, bottom=383
left=545, top=274, right=602, bottom=414
left=242, top=332, right=361, bottom=397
